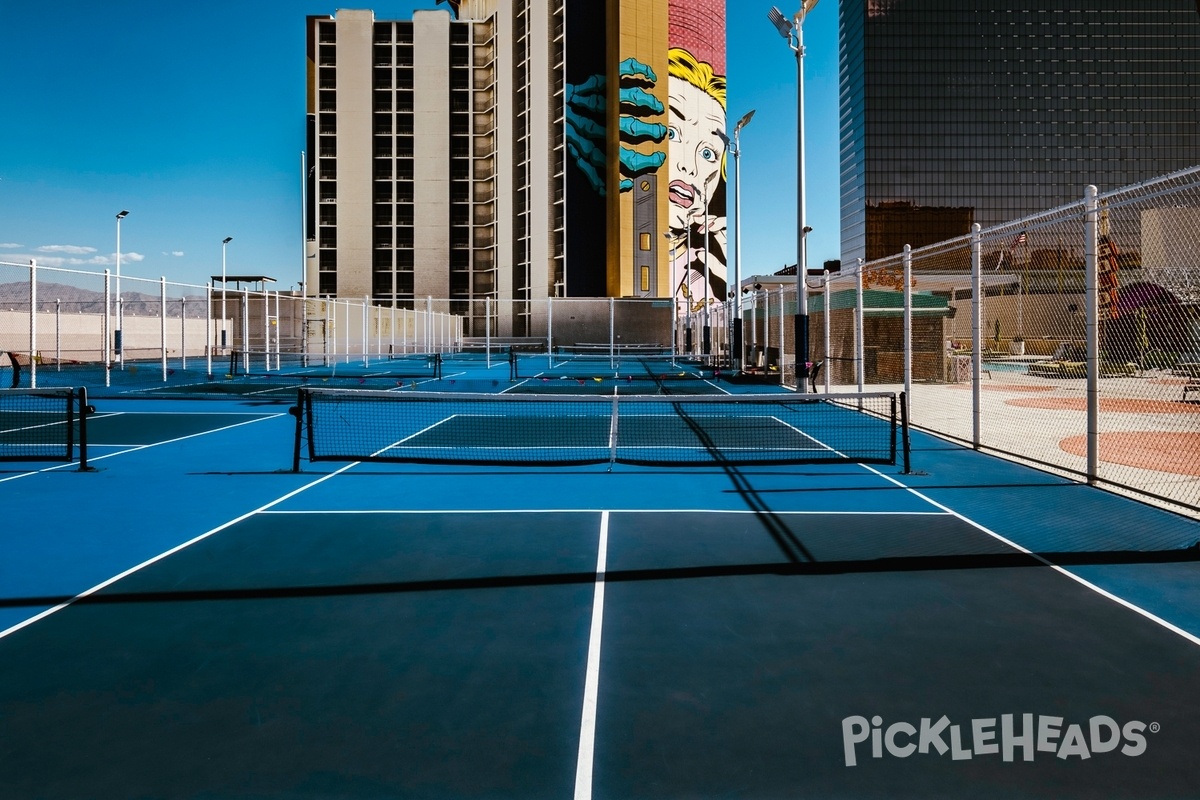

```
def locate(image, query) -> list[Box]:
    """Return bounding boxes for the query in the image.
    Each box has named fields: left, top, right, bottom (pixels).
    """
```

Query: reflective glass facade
left=840, top=1, right=1200, bottom=263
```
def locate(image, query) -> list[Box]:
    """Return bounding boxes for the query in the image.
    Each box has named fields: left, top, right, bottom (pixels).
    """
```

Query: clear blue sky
left=0, top=1, right=840, bottom=290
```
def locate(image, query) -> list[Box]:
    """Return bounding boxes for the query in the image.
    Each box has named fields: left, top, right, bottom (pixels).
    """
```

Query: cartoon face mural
left=665, top=47, right=727, bottom=312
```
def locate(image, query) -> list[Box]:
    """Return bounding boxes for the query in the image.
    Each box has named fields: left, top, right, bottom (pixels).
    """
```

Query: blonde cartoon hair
left=667, top=47, right=728, bottom=181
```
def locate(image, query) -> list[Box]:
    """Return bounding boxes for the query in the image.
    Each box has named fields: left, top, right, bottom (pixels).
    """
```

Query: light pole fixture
left=221, top=236, right=233, bottom=350
left=717, top=109, right=756, bottom=371
left=769, top=1, right=819, bottom=388
left=115, top=210, right=129, bottom=364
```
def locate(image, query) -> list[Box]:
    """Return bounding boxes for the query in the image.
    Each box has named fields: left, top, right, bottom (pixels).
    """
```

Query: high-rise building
left=839, top=0, right=1200, bottom=263
left=304, top=2, right=728, bottom=336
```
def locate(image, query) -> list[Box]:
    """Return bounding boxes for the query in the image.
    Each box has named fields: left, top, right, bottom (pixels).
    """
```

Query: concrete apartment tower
left=305, top=2, right=727, bottom=338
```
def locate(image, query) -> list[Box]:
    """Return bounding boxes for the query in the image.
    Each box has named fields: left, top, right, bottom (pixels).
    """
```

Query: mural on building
left=563, top=0, right=610, bottom=297
left=665, top=46, right=727, bottom=312
left=563, top=0, right=727, bottom=302
left=667, top=0, right=727, bottom=311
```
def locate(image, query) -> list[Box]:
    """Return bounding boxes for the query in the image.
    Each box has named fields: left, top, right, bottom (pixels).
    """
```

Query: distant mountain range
left=0, top=281, right=214, bottom=318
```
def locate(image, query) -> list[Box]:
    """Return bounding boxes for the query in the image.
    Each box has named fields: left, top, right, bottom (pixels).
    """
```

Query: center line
left=574, top=509, right=609, bottom=800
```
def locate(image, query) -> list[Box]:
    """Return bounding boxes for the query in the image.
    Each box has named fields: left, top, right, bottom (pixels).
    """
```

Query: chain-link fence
left=0, top=264, right=464, bottom=389
left=812, top=166, right=1200, bottom=517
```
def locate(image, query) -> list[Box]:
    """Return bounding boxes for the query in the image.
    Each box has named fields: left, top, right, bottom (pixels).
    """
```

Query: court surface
left=1, top=379, right=1199, bottom=799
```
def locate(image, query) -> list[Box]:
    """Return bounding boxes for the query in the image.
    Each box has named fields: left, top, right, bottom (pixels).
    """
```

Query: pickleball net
left=228, top=350, right=442, bottom=380
left=508, top=348, right=716, bottom=382
left=290, top=388, right=909, bottom=471
left=0, top=387, right=91, bottom=467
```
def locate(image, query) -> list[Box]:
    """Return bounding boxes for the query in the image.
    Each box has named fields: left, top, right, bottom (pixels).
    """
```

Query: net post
left=290, top=388, right=305, bottom=472
left=899, top=390, right=911, bottom=474
left=77, top=387, right=92, bottom=472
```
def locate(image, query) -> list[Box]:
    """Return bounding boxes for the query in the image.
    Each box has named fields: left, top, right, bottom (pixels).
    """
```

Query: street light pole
left=769, top=1, right=819, bottom=389
left=702, top=182, right=711, bottom=357
left=221, top=236, right=233, bottom=351
left=115, top=210, right=129, bottom=364
left=719, top=110, right=756, bottom=371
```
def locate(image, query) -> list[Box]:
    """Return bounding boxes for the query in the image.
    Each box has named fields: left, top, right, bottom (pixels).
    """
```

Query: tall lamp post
left=702, top=182, right=711, bottom=357
left=718, top=109, right=755, bottom=370
left=115, top=210, right=129, bottom=363
left=664, top=231, right=693, bottom=354
left=221, top=236, right=233, bottom=351
left=769, top=1, right=819, bottom=388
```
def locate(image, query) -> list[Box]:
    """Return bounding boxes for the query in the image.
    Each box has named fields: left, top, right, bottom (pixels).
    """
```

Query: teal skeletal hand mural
left=565, top=58, right=668, bottom=195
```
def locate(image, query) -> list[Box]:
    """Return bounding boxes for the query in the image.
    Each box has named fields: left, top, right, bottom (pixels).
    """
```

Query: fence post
left=609, top=297, right=615, bottom=369
left=855, top=262, right=865, bottom=392
left=160, top=276, right=168, bottom=382
left=547, top=296, right=554, bottom=369
left=330, top=298, right=338, bottom=364
left=262, top=291, right=270, bottom=371
left=1084, top=184, right=1100, bottom=484
left=242, top=288, right=250, bottom=374
left=903, top=244, right=912, bottom=399
left=971, top=223, right=982, bottom=449
left=29, top=259, right=37, bottom=389
left=55, top=298, right=61, bottom=372
left=104, top=270, right=111, bottom=387
left=374, top=298, right=381, bottom=362
left=822, top=271, right=831, bottom=392
left=181, top=297, right=187, bottom=371
left=206, top=283, right=213, bottom=378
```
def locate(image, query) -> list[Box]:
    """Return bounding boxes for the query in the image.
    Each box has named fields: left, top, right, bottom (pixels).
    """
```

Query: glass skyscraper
left=839, top=1, right=1200, bottom=263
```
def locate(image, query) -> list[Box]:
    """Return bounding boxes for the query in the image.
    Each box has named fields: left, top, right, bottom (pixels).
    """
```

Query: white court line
left=261, top=508, right=948, bottom=516
left=0, top=457, right=360, bottom=642
left=770, top=413, right=1200, bottom=648
left=574, top=509, right=609, bottom=800
left=857, top=462, right=1200, bottom=649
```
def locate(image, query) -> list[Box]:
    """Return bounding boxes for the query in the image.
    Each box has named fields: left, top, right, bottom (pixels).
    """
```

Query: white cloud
left=164, top=250, right=185, bottom=257
left=38, top=244, right=97, bottom=255
left=14, top=250, right=146, bottom=269
left=23, top=255, right=82, bottom=268
left=0, top=243, right=22, bottom=249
